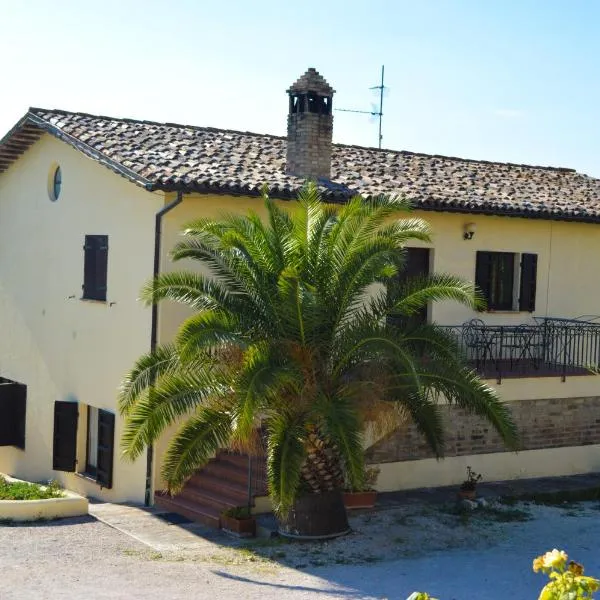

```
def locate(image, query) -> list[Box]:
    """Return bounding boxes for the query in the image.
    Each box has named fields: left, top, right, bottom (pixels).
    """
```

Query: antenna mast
left=336, top=65, right=386, bottom=149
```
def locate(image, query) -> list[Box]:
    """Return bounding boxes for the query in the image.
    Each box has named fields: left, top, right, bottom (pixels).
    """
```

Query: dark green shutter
left=519, top=253, right=538, bottom=312
left=53, top=401, right=78, bottom=471
left=96, top=410, right=115, bottom=489
left=475, top=251, right=493, bottom=311
left=83, top=235, right=108, bottom=301
left=0, top=381, right=26, bottom=449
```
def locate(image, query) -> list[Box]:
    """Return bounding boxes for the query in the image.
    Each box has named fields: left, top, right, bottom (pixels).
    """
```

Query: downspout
left=145, top=189, right=184, bottom=506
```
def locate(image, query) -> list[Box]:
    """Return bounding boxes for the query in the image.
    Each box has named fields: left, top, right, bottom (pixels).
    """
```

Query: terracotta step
left=189, top=472, right=249, bottom=499
left=178, top=484, right=243, bottom=511
left=154, top=493, right=221, bottom=528
left=216, top=452, right=250, bottom=468
left=202, top=460, right=248, bottom=484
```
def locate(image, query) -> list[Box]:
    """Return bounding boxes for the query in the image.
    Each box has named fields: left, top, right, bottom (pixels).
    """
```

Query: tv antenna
left=336, top=65, right=386, bottom=149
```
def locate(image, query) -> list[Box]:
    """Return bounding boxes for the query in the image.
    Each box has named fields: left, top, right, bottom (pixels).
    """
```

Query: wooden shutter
left=96, top=410, right=115, bottom=489
left=519, top=253, right=538, bottom=312
left=53, top=401, right=78, bottom=472
left=83, top=235, right=108, bottom=301
left=0, top=381, right=26, bottom=449
left=388, top=248, right=431, bottom=326
left=475, top=251, right=493, bottom=310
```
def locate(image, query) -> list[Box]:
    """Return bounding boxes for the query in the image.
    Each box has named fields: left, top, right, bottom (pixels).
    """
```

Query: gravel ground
left=2, top=502, right=600, bottom=599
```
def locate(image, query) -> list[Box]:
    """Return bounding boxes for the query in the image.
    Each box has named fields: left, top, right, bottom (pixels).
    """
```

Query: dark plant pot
left=458, top=488, right=476, bottom=500
left=221, top=514, right=256, bottom=538
left=278, top=490, right=351, bottom=540
left=343, top=490, right=377, bottom=510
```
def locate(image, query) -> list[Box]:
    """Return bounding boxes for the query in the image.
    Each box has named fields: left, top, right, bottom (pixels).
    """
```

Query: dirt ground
left=1, top=499, right=600, bottom=599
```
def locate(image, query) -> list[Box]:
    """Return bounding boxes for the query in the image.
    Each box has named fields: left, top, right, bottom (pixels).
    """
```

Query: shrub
left=533, top=549, right=599, bottom=599
left=0, top=476, right=64, bottom=500
left=221, top=506, right=252, bottom=520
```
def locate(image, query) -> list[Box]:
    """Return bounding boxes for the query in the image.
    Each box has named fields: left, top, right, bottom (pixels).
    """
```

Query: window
left=48, top=165, right=61, bottom=202
left=87, top=407, right=114, bottom=488
left=86, top=407, right=99, bottom=476
left=475, top=251, right=538, bottom=312
left=53, top=403, right=114, bottom=489
left=388, top=247, right=431, bottom=326
left=83, top=235, right=108, bottom=301
left=0, top=378, right=26, bottom=449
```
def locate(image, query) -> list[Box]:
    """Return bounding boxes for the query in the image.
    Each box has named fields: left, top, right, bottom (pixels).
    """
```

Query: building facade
left=0, top=68, right=599, bottom=509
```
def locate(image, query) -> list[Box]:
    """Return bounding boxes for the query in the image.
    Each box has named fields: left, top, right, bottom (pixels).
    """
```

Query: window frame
left=85, top=406, right=99, bottom=477
left=82, top=405, right=114, bottom=489
left=475, top=251, right=538, bottom=313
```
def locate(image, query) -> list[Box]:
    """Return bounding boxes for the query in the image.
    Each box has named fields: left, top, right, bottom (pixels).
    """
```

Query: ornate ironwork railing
left=441, top=320, right=600, bottom=383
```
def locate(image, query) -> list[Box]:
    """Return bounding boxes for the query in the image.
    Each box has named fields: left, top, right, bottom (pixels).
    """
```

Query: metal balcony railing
left=441, top=318, right=600, bottom=383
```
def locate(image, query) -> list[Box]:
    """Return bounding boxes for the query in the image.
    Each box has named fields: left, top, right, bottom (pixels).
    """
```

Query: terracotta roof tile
left=1, top=107, right=600, bottom=223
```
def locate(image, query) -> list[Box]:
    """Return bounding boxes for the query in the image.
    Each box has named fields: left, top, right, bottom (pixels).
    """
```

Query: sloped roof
left=2, top=107, right=600, bottom=223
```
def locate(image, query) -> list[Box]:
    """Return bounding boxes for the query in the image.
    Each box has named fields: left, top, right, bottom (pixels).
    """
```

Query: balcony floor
left=470, top=358, right=591, bottom=380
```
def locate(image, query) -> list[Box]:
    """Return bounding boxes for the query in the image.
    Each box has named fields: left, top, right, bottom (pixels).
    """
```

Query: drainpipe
left=145, top=189, right=184, bottom=506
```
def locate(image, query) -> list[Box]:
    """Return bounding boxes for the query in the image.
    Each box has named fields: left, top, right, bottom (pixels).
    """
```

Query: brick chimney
left=286, top=68, right=335, bottom=179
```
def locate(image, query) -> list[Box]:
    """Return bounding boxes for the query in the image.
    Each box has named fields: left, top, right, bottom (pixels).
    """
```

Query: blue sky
left=2, top=1, right=600, bottom=175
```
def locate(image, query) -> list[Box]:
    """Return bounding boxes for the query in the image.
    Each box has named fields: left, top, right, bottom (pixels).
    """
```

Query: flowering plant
left=459, top=466, right=482, bottom=492
left=533, top=549, right=599, bottom=599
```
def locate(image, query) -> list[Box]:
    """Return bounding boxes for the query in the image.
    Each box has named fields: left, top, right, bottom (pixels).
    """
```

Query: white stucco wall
left=0, top=134, right=163, bottom=503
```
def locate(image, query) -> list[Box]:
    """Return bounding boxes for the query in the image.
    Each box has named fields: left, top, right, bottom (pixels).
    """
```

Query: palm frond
left=390, top=273, right=484, bottom=316
left=266, top=410, right=306, bottom=515
left=161, top=406, right=234, bottom=493
left=314, top=392, right=364, bottom=489
left=119, top=344, right=179, bottom=416
left=121, top=368, right=229, bottom=461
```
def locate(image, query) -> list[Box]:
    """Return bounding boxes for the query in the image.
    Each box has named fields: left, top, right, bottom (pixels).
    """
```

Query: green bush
left=0, top=476, right=64, bottom=500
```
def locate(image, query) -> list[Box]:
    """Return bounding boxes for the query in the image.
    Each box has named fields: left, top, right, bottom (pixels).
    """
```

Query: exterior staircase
left=154, top=450, right=267, bottom=528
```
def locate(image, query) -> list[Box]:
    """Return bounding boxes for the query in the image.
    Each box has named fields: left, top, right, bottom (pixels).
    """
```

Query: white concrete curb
left=0, top=474, right=88, bottom=521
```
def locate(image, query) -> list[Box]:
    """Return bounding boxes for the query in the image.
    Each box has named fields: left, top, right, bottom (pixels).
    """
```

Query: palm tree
left=119, top=183, right=518, bottom=535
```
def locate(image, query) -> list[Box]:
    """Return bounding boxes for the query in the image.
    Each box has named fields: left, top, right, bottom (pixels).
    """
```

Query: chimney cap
left=287, top=68, right=335, bottom=96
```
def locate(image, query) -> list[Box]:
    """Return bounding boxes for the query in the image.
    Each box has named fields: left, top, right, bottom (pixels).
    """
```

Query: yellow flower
left=533, top=557, right=544, bottom=573
left=540, top=549, right=568, bottom=570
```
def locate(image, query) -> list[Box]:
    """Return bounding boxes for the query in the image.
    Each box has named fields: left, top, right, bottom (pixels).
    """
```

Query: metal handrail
left=441, top=321, right=600, bottom=383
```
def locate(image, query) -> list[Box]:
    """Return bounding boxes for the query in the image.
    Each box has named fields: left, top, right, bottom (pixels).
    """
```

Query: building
left=0, top=68, right=600, bottom=521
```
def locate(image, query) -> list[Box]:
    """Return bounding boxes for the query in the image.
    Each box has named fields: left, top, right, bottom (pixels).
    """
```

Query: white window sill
left=74, top=472, right=100, bottom=486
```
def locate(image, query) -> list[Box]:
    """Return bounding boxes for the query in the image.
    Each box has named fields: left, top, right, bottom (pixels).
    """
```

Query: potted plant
left=458, top=466, right=482, bottom=500
left=343, top=466, right=380, bottom=510
left=220, top=506, right=256, bottom=538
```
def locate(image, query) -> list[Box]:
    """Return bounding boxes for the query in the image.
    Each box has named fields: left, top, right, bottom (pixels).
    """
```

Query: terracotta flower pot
left=458, top=488, right=476, bottom=500
left=220, top=514, right=256, bottom=538
left=343, top=490, right=377, bottom=510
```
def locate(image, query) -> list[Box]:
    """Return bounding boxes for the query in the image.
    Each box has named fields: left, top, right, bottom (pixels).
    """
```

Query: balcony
left=441, top=317, right=600, bottom=383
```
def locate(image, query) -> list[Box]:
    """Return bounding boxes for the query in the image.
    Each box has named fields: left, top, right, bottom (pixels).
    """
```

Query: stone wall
left=366, top=396, right=600, bottom=463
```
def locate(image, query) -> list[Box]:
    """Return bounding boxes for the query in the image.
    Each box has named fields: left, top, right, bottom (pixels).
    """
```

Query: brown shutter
left=53, top=401, right=78, bottom=471
left=96, top=410, right=115, bottom=489
left=0, top=381, right=26, bottom=449
left=519, top=253, right=538, bottom=312
left=475, top=251, right=493, bottom=311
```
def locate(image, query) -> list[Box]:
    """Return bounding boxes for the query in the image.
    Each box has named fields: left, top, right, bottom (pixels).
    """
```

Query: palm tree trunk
left=300, top=429, right=344, bottom=494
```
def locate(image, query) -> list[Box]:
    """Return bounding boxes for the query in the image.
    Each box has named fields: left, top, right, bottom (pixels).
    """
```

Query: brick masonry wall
left=286, top=113, right=333, bottom=179
left=366, top=396, right=600, bottom=463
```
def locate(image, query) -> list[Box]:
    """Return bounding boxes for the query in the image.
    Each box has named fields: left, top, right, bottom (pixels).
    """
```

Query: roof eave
left=0, top=111, right=155, bottom=192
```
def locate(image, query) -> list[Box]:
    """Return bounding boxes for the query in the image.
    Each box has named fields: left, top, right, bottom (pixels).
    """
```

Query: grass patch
left=481, top=506, right=532, bottom=522
left=0, top=476, right=64, bottom=500
left=444, top=502, right=532, bottom=525
left=500, top=487, right=600, bottom=507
